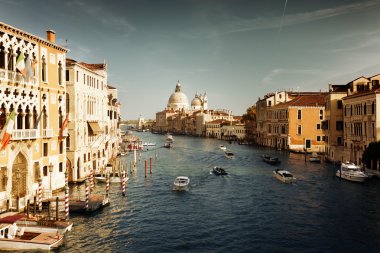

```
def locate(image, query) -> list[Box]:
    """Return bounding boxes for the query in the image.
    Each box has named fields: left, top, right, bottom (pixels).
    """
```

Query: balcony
left=11, top=129, right=37, bottom=140
left=42, top=129, right=53, bottom=138
left=0, top=69, right=38, bottom=86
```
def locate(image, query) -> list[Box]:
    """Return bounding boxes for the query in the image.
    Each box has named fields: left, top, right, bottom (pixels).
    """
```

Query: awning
left=88, top=122, right=103, bottom=134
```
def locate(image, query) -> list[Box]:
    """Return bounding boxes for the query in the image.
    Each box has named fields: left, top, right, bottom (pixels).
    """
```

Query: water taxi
left=173, top=176, right=190, bottom=191
left=273, top=169, right=296, bottom=184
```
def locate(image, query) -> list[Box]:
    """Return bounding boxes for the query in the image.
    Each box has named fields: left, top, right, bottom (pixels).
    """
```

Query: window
left=297, top=110, right=301, bottom=120
left=372, top=102, right=375, bottom=114
left=336, top=121, right=343, bottom=131
left=43, top=143, right=48, bottom=156
left=59, top=141, right=63, bottom=154
left=76, top=71, right=79, bottom=82
left=297, top=125, right=302, bottom=135
left=84, top=74, right=86, bottom=84
left=41, top=56, right=46, bottom=82
left=364, top=103, right=367, bottom=115
left=66, top=70, right=70, bottom=81
left=43, top=166, right=48, bottom=177
left=337, top=100, right=343, bottom=109
left=59, top=162, right=63, bottom=173
left=319, top=110, right=323, bottom=120
left=58, top=61, right=62, bottom=85
left=317, top=136, right=321, bottom=142
left=316, top=124, right=321, bottom=130
left=337, top=137, right=342, bottom=145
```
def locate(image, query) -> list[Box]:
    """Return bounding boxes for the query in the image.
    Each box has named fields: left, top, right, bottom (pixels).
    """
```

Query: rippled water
left=57, top=133, right=380, bottom=253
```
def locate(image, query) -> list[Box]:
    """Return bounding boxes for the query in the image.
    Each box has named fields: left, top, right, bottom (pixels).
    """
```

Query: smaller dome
left=191, top=97, right=202, bottom=106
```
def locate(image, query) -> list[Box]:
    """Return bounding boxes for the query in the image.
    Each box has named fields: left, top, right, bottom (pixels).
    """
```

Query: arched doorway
left=12, top=153, right=27, bottom=198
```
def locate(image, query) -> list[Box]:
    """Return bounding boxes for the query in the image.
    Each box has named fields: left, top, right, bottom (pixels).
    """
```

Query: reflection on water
left=56, top=132, right=380, bottom=253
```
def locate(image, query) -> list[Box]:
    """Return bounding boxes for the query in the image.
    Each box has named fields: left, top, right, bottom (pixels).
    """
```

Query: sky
left=2, top=0, right=380, bottom=120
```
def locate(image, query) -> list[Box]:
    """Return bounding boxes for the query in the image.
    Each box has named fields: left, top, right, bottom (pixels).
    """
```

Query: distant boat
left=225, top=151, right=235, bottom=159
left=165, top=133, right=174, bottom=143
left=164, top=142, right=172, bottom=148
left=262, top=154, right=280, bottom=165
left=219, top=145, right=227, bottom=150
left=273, top=169, right=296, bottom=184
left=143, top=142, right=156, bottom=147
left=173, top=176, right=190, bottom=191
left=309, top=153, right=321, bottom=163
left=212, top=166, right=228, bottom=175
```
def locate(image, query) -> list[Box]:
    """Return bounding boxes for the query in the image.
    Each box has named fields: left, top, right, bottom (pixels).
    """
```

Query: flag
left=0, top=112, right=15, bottom=151
left=59, top=114, right=69, bottom=142
left=15, top=54, right=26, bottom=77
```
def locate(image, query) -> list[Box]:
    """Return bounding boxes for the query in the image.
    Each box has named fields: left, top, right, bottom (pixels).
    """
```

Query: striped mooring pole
left=64, top=170, right=69, bottom=221
left=38, top=177, right=42, bottom=211
left=85, top=179, right=89, bottom=210
left=106, top=171, right=110, bottom=199
left=90, top=168, right=94, bottom=191
left=122, top=170, right=126, bottom=196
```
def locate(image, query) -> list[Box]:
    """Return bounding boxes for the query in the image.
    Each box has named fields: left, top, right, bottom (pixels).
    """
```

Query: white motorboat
left=219, top=145, right=227, bottom=150
left=143, top=142, right=156, bottom=147
left=336, top=162, right=368, bottom=183
left=173, top=176, right=190, bottom=191
left=225, top=151, right=235, bottom=159
left=165, top=133, right=174, bottom=143
left=0, top=223, right=64, bottom=250
left=273, top=169, right=296, bottom=184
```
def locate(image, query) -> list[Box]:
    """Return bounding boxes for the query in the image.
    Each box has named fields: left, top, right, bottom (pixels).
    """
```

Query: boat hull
left=335, top=171, right=367, bottom=183
left=0, top=233, right=63, bottom=250
left=273, top=171, right=295, bottom=184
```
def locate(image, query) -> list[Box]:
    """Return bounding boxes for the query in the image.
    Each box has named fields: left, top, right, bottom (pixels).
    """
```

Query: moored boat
left=219, top=145, right=227, bottom=150
left=336, top=162, right=368, bottom=183
left=273, top=169, right=296, bottom=184
left=173, top=176, right=190, bottom=191
left=0, top=223, right=64, bottom=250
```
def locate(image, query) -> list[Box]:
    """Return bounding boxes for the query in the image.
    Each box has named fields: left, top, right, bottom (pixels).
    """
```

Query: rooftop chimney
left=46, top=29, right=56, bottom=43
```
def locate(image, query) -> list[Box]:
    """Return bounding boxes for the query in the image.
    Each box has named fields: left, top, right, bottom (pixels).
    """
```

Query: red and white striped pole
left=122, top=169, right=126, bottom=196
left=85, top=179, right=89, bottom=210
left=38, top=178, right=42, bottom=211
left=64, top=170, right=69, bottom=221
left=106, top=171, right=110, bottom=199
left=89, top=168, right=94, bottom=191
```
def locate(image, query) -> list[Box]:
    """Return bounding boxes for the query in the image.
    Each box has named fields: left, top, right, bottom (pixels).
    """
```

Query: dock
left=70, top=195, right=110, bottom=214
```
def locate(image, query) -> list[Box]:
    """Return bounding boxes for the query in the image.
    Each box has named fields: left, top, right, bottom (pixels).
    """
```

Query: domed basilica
left=167, top=81, right=207, bottom=111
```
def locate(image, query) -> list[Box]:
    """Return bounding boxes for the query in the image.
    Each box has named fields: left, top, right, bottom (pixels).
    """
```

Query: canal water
left=58, top=132, right=380, bottom=253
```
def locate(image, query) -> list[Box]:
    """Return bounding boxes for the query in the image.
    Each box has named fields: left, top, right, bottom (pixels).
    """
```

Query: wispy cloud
left=262, top=68, right=331, bottom=86
left=215, top=0, right=380, bottom=36
left=329, top=37, right=380, bottom=53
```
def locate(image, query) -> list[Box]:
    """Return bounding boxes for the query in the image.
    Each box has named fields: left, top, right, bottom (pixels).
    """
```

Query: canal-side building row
left=0, top=22, right=121, bottom=211
left=154, top=81, right=250, bottom=140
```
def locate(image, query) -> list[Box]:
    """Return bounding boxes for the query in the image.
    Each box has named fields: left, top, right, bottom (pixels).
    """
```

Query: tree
left=362, top=141, right=380, bottom=170
left=242, top=105, right=256, bottom=122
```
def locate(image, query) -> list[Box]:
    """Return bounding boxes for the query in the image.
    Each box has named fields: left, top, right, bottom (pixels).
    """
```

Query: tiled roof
left=272, top=94, right=327, bottom=109
left=78, top=62, right=106, bottom=71
left=343, top=86, right=380, bottom=99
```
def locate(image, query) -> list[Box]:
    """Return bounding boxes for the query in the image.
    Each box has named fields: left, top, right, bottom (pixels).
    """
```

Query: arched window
left=66, top=94, right=70, bottom=113
left=0, top=45, right=5, bottom=69
left=41, top=56, right=46, bottom=82
left=364, top=103, right=366, bottom=115
left=8, top=48, right=14, bottom=71
left=58, top=61, right=62, bottom=85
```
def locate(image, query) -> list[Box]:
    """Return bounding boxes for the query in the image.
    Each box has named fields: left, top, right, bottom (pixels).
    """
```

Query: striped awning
left=88, top=122, right=103, bottom=134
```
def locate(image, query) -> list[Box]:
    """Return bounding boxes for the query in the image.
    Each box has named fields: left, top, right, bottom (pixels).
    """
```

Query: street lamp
left=48, top=163, right=54, bottom=196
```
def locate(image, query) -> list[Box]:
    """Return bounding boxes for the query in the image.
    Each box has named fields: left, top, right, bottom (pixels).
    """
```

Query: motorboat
left=0, top=223, right=64, bottom=250
left=219, top=145, right=227, bottom=150
left=165, top=133, right=174, bottom=143
left=309, top=153, right=321, bottom=163
left=262, top=154, right=280, bottom=165
left=164, top=142, right=172, bottom=148
left=173, top=176, right=190, bottom=191
left=143, top=142, right=156, bottom=147
left=212, top=166, right=228, bottom=175
left=273, top=169, right=296, bottom=184
left=336, top=162, right=368, bottom=183
left=225, top=151, right=235, bottom=159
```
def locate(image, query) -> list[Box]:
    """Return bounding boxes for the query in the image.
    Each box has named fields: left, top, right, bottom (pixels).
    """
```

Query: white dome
left=191, top=97, right=202, bottom=106
left=167, top=82, right=189, bottom=110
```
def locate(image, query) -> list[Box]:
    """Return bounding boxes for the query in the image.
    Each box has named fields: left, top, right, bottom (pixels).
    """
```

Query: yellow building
left=268, top=94, right=327, bottom=152
left=0, top=22, right=67, bottom=211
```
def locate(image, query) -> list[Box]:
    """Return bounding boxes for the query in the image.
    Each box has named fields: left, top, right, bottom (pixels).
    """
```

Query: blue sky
left=2, top=0, right=380, bottom=119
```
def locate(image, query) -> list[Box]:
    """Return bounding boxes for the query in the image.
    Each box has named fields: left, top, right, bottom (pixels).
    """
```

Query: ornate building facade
left=0, top=22, right=68, bottom=210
